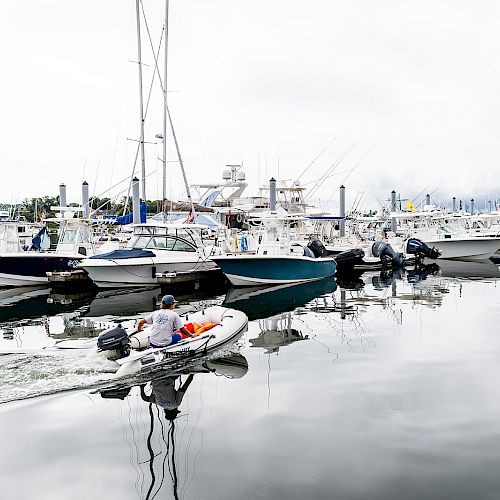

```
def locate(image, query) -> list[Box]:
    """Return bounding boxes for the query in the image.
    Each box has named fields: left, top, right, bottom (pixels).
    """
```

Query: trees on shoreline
left=1, top=196, right=166, bottom=222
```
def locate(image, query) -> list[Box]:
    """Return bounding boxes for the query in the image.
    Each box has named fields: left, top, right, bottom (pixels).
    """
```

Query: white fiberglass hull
left=424, top=237, right=500, bottom=261
left=80, top=252, right=218, bottom=288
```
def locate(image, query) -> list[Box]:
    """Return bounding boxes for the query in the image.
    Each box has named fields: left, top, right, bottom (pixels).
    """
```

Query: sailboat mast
left=135, top=0, right=147, bottom=200
left=162, top=0, right=169, bottom=207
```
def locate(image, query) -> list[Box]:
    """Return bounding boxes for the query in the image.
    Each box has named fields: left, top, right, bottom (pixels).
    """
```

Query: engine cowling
left=97, top=325, right=131, bottom=359
left=405, top=238, right=441, bottom=260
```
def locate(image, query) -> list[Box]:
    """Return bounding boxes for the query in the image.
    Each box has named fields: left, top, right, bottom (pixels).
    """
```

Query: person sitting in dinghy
left=134, top=294, right=194, bottom=348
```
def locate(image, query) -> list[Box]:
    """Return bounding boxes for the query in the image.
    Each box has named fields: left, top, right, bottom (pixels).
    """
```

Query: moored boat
left=211, top=253, right=336, bottom=286
left=79, top=223, right=222, bottom=288
left=211, top=214, right=337, bottom=287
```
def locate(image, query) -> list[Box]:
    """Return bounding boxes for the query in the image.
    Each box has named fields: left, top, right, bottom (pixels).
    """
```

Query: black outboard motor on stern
left=371, top=241, right=405, bottom=268
left=97, top=324, right=131, bottom=359
left=405, top=238, right=441, bottom=261
left=307, top=236, right=329, bottom=258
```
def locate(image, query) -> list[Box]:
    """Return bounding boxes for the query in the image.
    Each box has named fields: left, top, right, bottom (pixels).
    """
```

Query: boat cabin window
left=128, top=234, right=196, bottom=252
left=145, top=236, right=169, bottom=249
left=60, top=228, right=78, bottom=244
left=168, top=238, right=196, bottom=252
left=127, top=235, right=151, bottom=249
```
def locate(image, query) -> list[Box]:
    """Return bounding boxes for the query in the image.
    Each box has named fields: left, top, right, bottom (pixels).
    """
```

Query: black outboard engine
left=406, top=238, right=441, bottom=261
left=372, top=241, right=405, bottom=268
left=97, top=324, right=131, bottom=359
left=334, top=248, right=365, bottom=271
left=307, top=236, right=329, bottom=258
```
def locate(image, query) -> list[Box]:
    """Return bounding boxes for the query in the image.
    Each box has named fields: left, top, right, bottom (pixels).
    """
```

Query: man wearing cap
left=135, top=294, right=194, bottom=348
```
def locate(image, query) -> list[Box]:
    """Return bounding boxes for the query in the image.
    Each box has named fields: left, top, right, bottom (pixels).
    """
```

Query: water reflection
left=2, top=268, right=500, bottom=499
left=435, top=258, right=500, bottom=279
left=0, top=286, right=90, bottom=323
left=223, top=277, right=338, bottom=321
left=98, top=353, right=248, bottom=500
left=249, top=312, right=308, bottom=353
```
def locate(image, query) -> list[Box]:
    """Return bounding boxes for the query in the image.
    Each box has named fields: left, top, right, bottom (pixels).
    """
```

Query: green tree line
left=2, top=196, right=164, bottom=222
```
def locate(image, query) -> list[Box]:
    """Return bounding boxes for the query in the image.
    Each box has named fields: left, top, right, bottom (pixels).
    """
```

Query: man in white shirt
left=135, top=294, right=193, bottom=348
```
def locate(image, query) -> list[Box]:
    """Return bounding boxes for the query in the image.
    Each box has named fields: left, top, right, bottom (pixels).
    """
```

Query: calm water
left=1, top=260, right=500, bottom=500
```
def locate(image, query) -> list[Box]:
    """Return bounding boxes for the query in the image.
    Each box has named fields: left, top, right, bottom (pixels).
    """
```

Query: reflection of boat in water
left=99, top=352, right=249, bottom=399
left=48, top=280, right=227, bottom=320
left=249, top=312, right=308, bottom=353
left=0, top=286, right=49, bottom=306
left=223, top=277, right=337, bottom=321
left=0, top=286, right=91, bottom=323
left=433, top=258, right=500, bottom=279
left=84, top=287, right=163, bottom=317
left=98, top=352, right=248, bottom=499
left=85, top=280, right=228, bottom=318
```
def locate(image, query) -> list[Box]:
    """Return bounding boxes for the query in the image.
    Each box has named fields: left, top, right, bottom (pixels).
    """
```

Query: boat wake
left=0, top=350, right=117, bottom=404
left=0, top=341, right=245, bottom=404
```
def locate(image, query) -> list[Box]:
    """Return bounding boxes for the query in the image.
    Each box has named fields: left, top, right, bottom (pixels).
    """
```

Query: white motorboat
left=79, top=223, right=223, bottom=288
left=393, top=212, right=500, bottom=261
left=420, top=236, right=500, bottom=260
left=85, top=306, right=248, bottom=377
left=0, top=216, right=117, bottom=287
left=211, top=214, right=337, bottom=286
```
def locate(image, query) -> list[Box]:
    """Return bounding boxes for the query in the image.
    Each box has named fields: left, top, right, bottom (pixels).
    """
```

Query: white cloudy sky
left=1, top=0, right=500, bottom=212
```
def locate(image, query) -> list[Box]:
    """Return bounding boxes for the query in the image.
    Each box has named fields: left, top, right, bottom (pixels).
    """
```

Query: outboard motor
left=372, top=241, right=405, bottom=268
left=334, top=248, right=365, bottom=271
left=307, top=236, right=329, bottom=258
left=406, top=238, right=441, bottom=261
left=97, top=324, right=131, bottom=359
left=302, top=246, right=315, bottom=258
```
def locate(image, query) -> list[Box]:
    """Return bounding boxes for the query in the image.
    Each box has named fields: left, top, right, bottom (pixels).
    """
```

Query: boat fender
left=240, top=235, right=249, bottom=252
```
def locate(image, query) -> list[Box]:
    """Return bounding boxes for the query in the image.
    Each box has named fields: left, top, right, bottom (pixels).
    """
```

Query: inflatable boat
left=86, top=305, right=248, bottom=377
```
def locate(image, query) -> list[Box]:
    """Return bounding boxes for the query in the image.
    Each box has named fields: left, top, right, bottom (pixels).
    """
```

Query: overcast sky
left=1, top=0, right=500, bottom=212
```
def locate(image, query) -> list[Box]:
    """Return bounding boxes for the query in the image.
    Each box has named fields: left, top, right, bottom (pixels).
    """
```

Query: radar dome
left=236, top=171, right=246, bottom=181
left=222, top=169, right=232, bottom=181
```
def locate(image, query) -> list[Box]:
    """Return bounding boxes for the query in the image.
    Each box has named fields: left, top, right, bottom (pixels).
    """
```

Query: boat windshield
left=59, top=228, right=78, bottom=244
left=126, top=235, right=151, bottom=249
left=127, top=235, right=196, bottom=252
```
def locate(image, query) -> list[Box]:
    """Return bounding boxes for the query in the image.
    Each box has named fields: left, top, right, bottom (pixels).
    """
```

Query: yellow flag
left=406, top=200, right=416, bottom=212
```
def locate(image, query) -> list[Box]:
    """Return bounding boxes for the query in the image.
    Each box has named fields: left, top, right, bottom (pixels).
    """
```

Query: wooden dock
left=155, top=267, right=223, bottom=285
left=46, top=269, right=94, bottom=288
